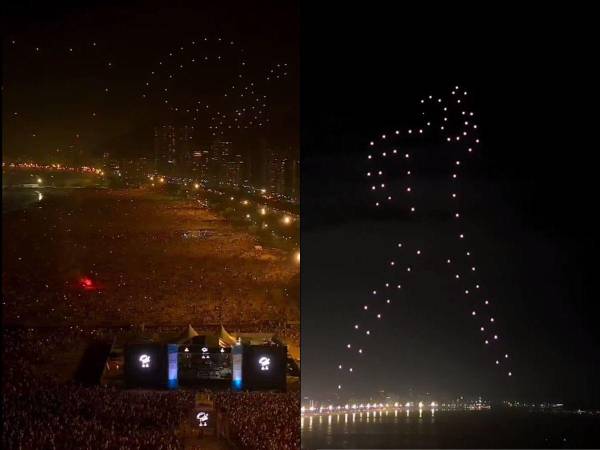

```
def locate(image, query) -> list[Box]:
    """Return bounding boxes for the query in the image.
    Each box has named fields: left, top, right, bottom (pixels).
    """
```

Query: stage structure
left=121, top=325, right=290, bottom=391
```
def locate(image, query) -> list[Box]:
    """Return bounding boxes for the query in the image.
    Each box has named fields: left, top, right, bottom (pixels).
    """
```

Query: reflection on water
left=302, top=407, right=437, bottom=430
left=2, top=188, right=46, bottom=213
left=301, top=409, right=600, bottom=449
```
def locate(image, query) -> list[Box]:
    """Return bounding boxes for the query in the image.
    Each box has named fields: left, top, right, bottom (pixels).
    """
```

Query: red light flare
left=80, top=276, right=95, bottom=290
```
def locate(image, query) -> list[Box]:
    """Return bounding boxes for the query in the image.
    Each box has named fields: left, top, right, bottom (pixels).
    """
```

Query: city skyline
left=3, top=1, right=299, bottom=166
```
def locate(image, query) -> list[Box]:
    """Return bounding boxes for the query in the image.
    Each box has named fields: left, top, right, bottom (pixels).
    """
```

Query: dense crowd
left=3, top=325, right=300, bottom=449
left=2, top=189, right=299, bottom=334
left=215, top=391, right=300, bottom=450
left=3, top=383, right=194, bottom=449
left=2, top=330, right=195, bottom=449
left=2, top=188, right=300, bottom=449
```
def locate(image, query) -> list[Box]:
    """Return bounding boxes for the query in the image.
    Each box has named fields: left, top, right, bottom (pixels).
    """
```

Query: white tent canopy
left=176, top=324, right=200, bottom=344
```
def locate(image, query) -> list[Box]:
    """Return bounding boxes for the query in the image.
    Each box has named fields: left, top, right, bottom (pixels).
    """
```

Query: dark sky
left=301, top=6, right=600, bottom=407
left=3, top=0, right=299, bottom=161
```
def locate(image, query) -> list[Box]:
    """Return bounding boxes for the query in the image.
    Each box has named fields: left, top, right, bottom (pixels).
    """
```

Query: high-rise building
left=289, top=157, right=300, bottom=200
left=268, top=152, right=288, bottom=195
left=208, top=140, right=233, bottom=186
left=223, top=154, right=245, bottom=187
left=190, top=148, right=210, bottom=182
left=153, top=125, right=195, bottom=175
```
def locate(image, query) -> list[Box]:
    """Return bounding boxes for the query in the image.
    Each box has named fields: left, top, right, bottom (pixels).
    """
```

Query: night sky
left=301, top=6, right=600, bottom=406
left=3, top=0, right=298, bottom=162
left=4, top=1, right=600, bottom=408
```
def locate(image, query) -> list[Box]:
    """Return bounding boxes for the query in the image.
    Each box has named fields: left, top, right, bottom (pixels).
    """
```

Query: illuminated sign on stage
left=259, top=356, right=271, bottom=371
left=242, top=345, right=286, bottom=391
left=201, top=347, right=209, bottom=360
left=139, top=354, right=151, bottom=368
left=196, top=412, right=209, bottom=427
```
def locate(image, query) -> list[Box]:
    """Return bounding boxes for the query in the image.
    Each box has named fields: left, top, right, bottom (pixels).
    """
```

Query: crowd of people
left=215, top=391, right=300, bottom=450
left=2, top=189, right=299, bottom=336
left=2, top=188, right=301, bottom=449
left=3, top=329, right=300, bottom=449
left=3, top=329, right=195, bottom=449
left=4, top=383, right=195, bottom=449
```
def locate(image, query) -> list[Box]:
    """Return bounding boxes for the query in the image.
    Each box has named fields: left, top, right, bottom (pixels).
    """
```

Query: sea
left=2, top=188, right=46, bottom=213
left=301, top=409, right=600, bottom=449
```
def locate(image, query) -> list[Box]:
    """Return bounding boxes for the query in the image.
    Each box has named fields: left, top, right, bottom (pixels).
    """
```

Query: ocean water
left=301, top=409, right=600, bottom=449
left=2, top=189, right=44, bottom=213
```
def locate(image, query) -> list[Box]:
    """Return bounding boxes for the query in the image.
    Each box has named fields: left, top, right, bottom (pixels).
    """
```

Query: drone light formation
left=5, top=35, right=290, bottom=150
left=336, top=86, right=514, bottom=392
